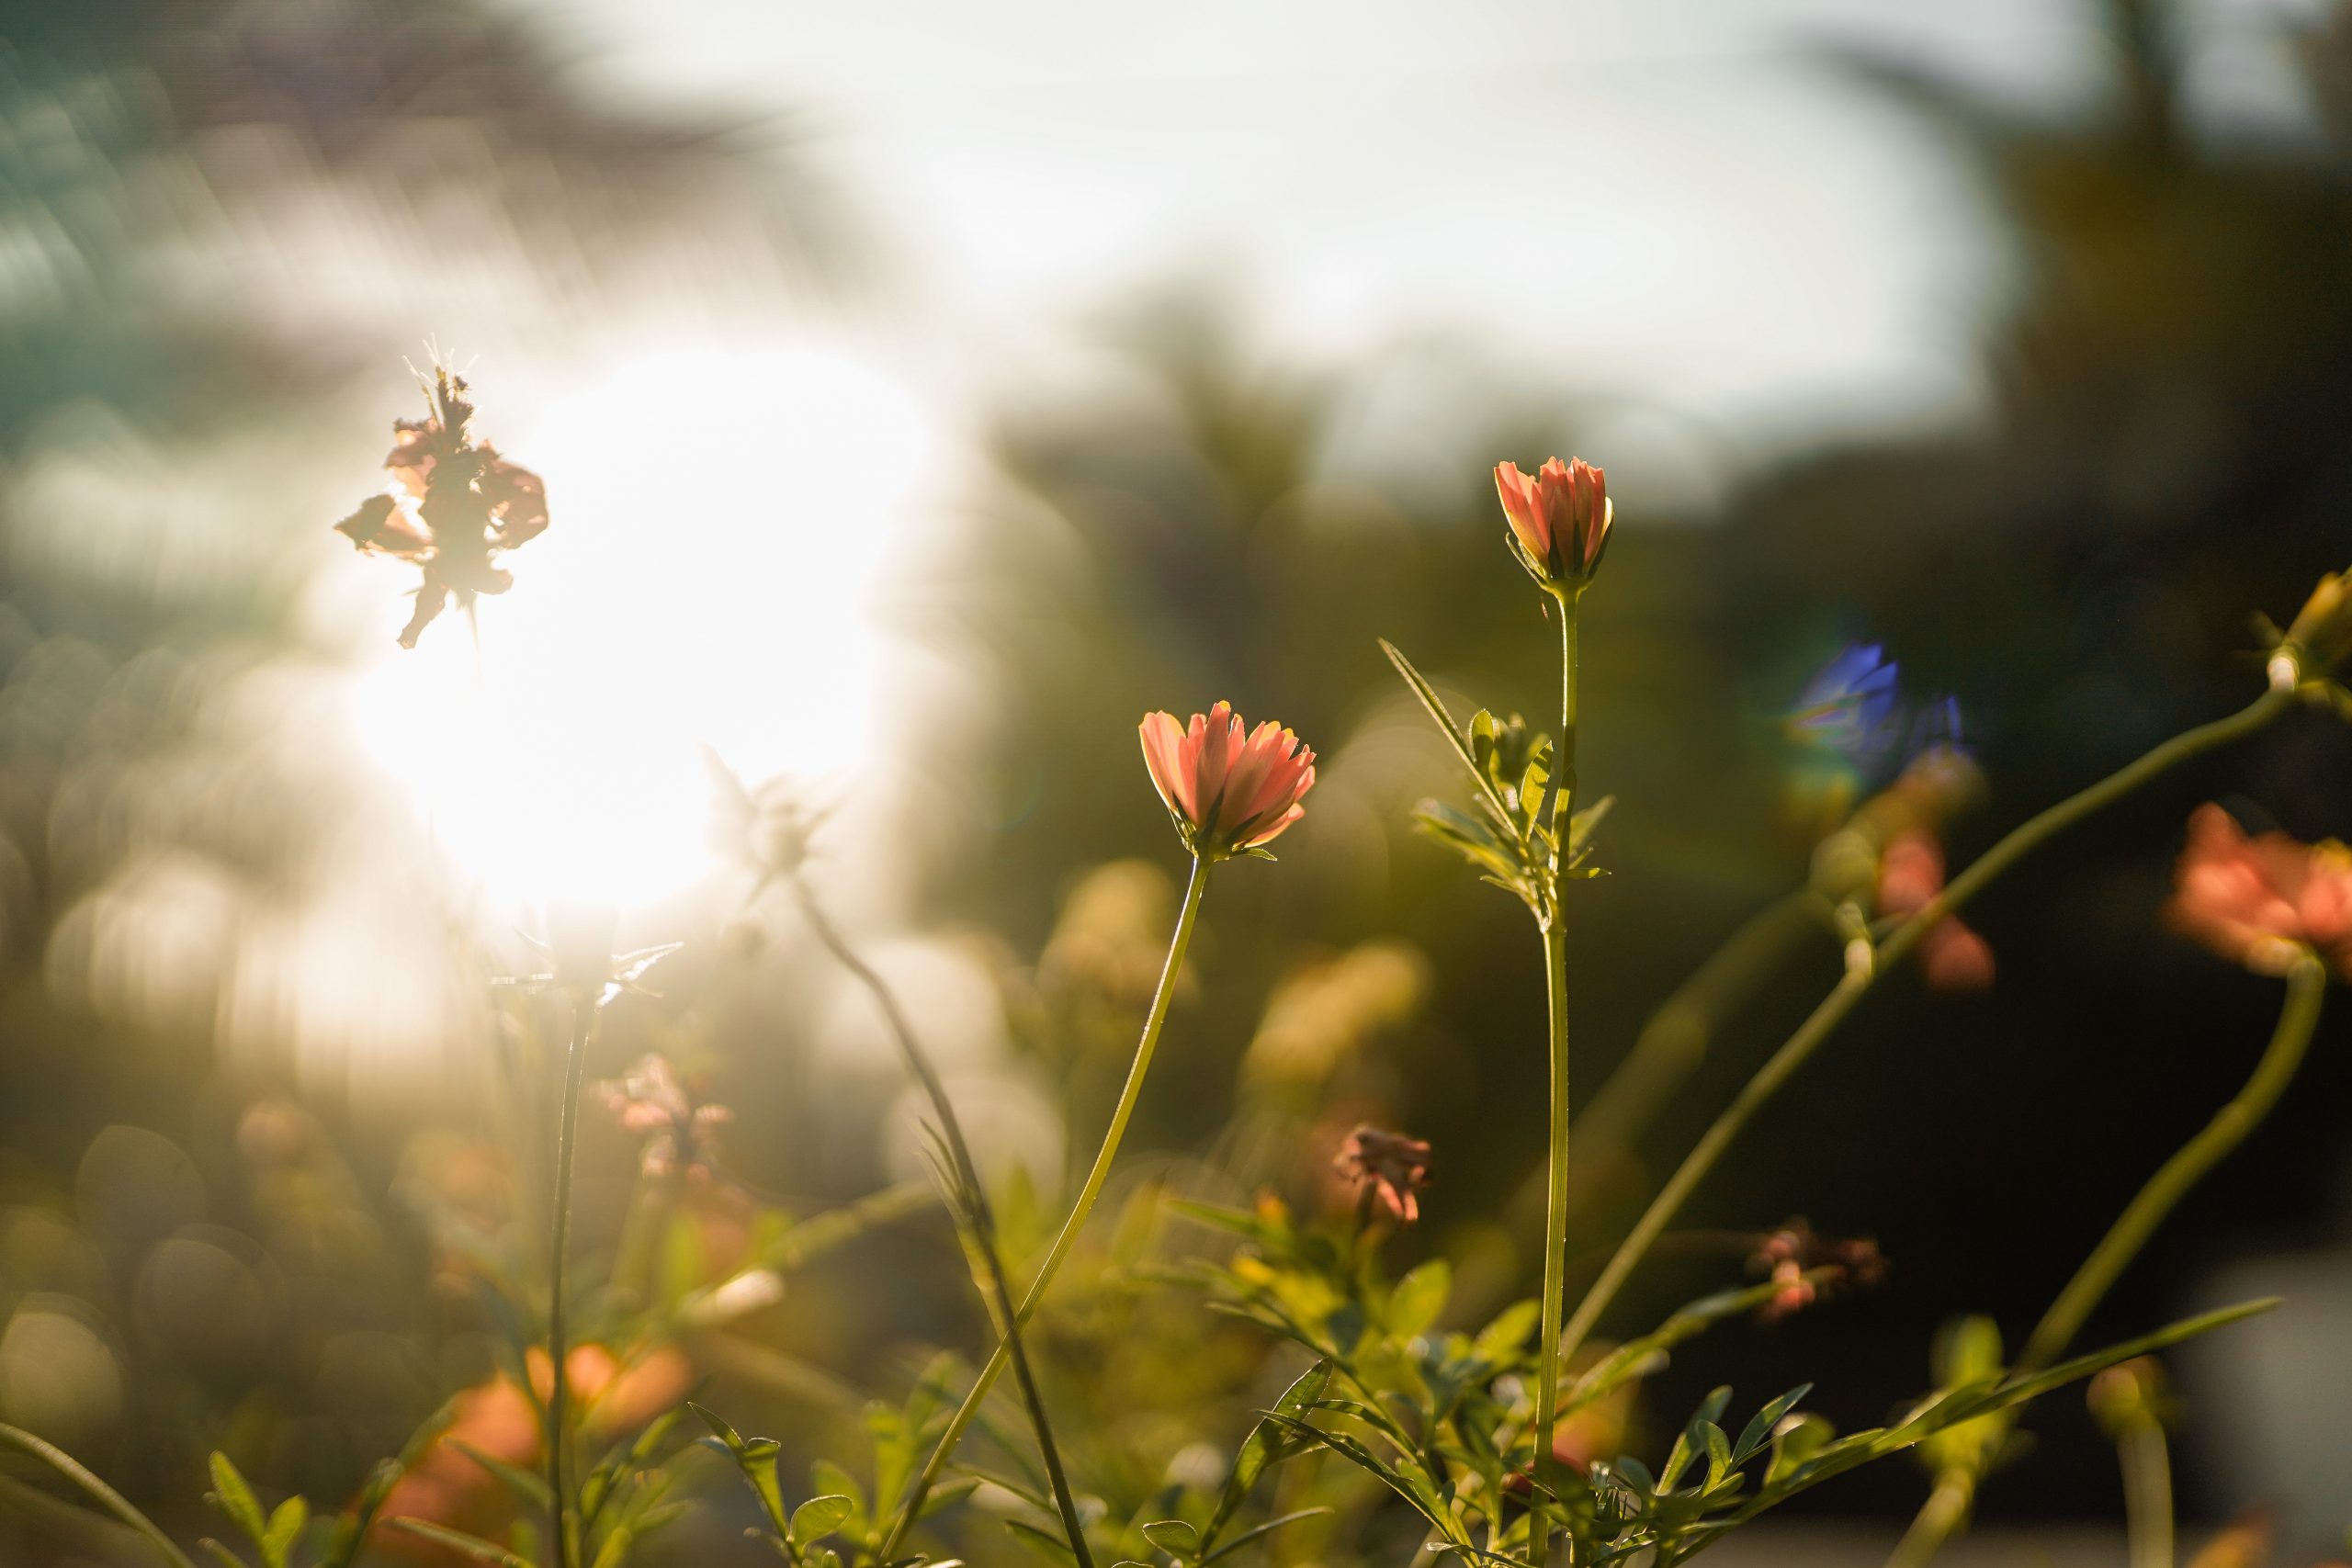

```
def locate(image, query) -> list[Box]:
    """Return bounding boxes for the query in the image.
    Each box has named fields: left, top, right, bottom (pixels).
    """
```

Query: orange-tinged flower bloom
left=1138, top=701, right=1317, bottom=859
left=1332, top=1123, right=1431, bottom=1224
left=2166, top=805, right=2352, bottom=977
left=1494, top=456, right=1611, bottom=589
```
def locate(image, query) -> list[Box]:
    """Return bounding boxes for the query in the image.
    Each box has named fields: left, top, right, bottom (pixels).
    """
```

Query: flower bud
left=1494, top=457, right=1611, bottom=591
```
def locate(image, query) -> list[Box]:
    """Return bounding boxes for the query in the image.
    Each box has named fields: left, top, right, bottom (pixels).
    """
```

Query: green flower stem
left=1889, top=951, right=2326, bottom=1568
left=1532, top=588, right=1582, bottom=1517
left=1882, top=1470, right=1975, bottom=1568
left=791, top=875, right=1095, bottom=1568
left=545, top=996, right=593, bottom=1568
left=1532, top=919, right=1573, bottom=1514
left=2118, top=1418, right=2175, bottom=1568
left=2021, top=951, right=2324, bottom=1372
left=879, top=853, right=1211, bottom=1562
left=0, top=1422, right=199, bottom=1568
left=1557, top=684, right=2294, bottom=1369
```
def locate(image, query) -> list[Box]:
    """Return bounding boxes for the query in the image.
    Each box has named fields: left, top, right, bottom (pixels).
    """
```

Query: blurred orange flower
left=374, top=1342, right=691, bottom=1565
left=2167, top=805, right=2352, bottom=976
left=1494, top=456, right=1611, bottom=589
left=1138, top=702, right=1317, bottom=859
left=333, top=367, right=548, bottom=648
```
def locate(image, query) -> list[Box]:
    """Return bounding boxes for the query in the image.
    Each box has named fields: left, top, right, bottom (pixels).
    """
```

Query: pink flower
left=1876, top=829, right=1996, bottom=992
left=1138, top=702, right=1317, bottom=859
left=1494, top=456, right=1611, bottom=588
left=1331, top=1124, right=1432, bottom=1224
left=595, top=1055, right=730, bottom=1179
left=2166, top=805, right=2352, bottom=976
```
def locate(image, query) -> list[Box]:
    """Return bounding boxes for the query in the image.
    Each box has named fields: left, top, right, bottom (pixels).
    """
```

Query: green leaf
left=450, top=1440, right=553, bottom=1509
left=1140, top=1518, right=1199, bottom=1554
left=1415, top=801, right=1529, bottom=885
left=1702, top=1423, right=1733, bottom=1484
left=1004, top=1517, right=1080, bottom=1566
left=741, top=1438, right=790, bottom=1535
left=587, top=1526, right=633, bottom=1568
left=1256, top=1416, right=1468, bottom=1552
left=262, top=1496, right=308, bottom=1568
left=1734, top=1386, right=1814, bottom=1464
left=1201, top=1359, right=1331, bottom=1549
left=1566, top=795, right=1614, bottom=854
left=790, top=1495, right=856, bottom=1549
left=688, top=1403, right=745, bottom=1452
left=1710, top=1299, right=2279, bottom=1541
left=208, top=1453, right=268, bottom=1548
left=1473, top=1300, right=1542, bottom=1363
left=385, top=1517, right=537, bottom=1568
left=1561, top=1278, right=1793, bottom=1422
left=1765, top=1415, right=1834, bottom=1486
left=198, top=1543, right=246, bottom=1568
left=322, top=1458, right=402, bottom=1568
left=1379, top=640, right=1513, bottom=823
left=1388, top=1261, right=1451, bottom=1339
left=809, top=1461, right=865, bottom=1525
left=1197, top=1507, right=1331, bottom=1564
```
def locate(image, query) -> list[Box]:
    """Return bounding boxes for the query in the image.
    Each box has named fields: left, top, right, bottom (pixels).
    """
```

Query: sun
left=348, top=342, right=930, bottom=912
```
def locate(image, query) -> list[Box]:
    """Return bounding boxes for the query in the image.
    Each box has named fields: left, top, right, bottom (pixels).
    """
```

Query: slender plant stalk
left=545, top=995, right=593, bottom=1568
left=2118, top=1419, right=2175, bottom=1568
left=791, top=875, right=1096, bottom=1568
left=1532, top=590, right=1581, bottom=1514
left=2021, top=953, right=2324, bottom=1371
left=1883, top=1471, right=1975, bottom=1568
left=0, top=1422, right=199, bottom=1568
left=1888, top=951, right=2326, bottom=1568
left=1461, top=891, right=1828, bottom=1327
left=879, top=855, right=1211, bottom=1562
left=1556, top=685, right=2294, bottom=1368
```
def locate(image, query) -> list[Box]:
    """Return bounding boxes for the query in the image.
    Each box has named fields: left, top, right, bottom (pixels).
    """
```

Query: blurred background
left=4, top=0, right=2351, bottom=1562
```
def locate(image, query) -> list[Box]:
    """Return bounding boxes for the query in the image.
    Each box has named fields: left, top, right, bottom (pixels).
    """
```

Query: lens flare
left=349, top=343, right=929, bottom=911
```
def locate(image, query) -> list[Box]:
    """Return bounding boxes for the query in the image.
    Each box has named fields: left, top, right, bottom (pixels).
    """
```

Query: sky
left=492, top=0, right=2122, bottom=499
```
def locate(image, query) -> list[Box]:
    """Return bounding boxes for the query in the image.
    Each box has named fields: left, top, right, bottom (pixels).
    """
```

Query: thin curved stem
left=0, top=1422, right=200, bottom=1568
left=1557, top=685, right=2293, bottom=1368
left=879, top=854, right=1211, bottom=1562
left=1886, top=953, right=2325, bottom=1568
left=1882, top=1470, right=1974, bottom=1568
left=792, top=876, right=1095, bottom=1568
left=546, top=995, right=592, bottom=1568
left=2021, top=953, right=2325, bottom=1371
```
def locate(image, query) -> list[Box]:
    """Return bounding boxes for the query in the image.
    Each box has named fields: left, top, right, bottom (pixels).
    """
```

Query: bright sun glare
left=350, top=343, right=929, bottom=911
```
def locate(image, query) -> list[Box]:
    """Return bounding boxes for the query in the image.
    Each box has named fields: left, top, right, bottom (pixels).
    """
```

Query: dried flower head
left=1748, top=1219, right=1887, bottom=1323
left=1138, top=702, right=1317, bottom=860
left=1494, top=456, right=1611, bottom=591
left=1332, top=1123, right=1432, bottom=1224
left=707, top=749, right=828, bottom=888
left=595, top=1054, right=730, bottom=1179
left=334, top=365, right=548, bottom=647
left=2166, top=805, right=2352, bottom=977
